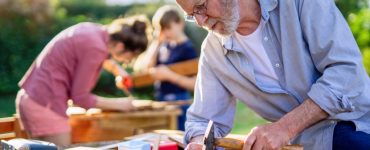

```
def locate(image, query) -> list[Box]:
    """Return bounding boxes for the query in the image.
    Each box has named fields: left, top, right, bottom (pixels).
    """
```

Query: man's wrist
left=276, top=99, right=329, bottom=139
left=276, top=118, right=296, bottom=139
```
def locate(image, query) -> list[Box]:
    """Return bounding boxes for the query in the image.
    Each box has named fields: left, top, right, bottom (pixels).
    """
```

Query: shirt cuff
left=72, top=94, right=97, bottom=109
left=184, top=121, right=208, bottom=145
left=184, top=120, right=231, bottom=146
left=307, top=83, right=355, bottom=116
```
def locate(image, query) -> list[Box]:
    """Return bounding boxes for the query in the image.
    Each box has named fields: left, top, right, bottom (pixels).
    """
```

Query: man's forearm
left=277, top=99, right=329, bottom=139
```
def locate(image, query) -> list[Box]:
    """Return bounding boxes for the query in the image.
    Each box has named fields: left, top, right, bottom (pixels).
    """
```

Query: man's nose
left=195, top=14, right=208, bottom=26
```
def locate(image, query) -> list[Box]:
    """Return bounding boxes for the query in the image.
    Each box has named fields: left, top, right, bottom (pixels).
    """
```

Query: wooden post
left=13, top=114, right=28, bottom=139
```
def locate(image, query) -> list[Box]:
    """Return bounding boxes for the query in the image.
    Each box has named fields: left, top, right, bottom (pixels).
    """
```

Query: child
left=16, top=16, right=151, bottom=146
left=140, top=5, right=198, bottom=130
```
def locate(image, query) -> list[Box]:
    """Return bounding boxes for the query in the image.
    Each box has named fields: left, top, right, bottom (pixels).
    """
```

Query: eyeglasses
left=184, top=0, right=208, bottom=22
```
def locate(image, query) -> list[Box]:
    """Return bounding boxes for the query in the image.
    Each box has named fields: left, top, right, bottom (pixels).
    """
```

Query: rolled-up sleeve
left=300, top=0, right=365, bottom=116
left=184, top=39, right=237, bottom=144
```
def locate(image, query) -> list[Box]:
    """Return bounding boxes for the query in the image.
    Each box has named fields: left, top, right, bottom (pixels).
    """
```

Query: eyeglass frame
left=184, top=0, right=208, bottom=22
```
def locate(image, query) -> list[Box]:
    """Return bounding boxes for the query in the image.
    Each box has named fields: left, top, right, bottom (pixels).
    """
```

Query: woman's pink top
left=18, top=22, right=109, bottom=117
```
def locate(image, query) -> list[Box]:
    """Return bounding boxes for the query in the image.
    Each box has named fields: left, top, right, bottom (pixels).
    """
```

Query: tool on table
left=115, top=75, right=134, bottom=97
left=203, top=120, right=303, bottom=150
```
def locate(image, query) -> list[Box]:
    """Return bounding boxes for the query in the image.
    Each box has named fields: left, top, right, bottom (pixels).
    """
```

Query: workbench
left=68, top=107, right=182, bottom=144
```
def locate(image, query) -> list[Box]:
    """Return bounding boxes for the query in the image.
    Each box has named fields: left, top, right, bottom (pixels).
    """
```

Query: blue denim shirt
left=184, top=0, right=370, bottom=149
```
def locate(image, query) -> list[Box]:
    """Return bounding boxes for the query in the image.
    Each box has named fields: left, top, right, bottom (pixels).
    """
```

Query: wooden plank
left=70, top=108, right=182, bottom=120
left=132, top=58, right=199, bottom=88
left=69, top=108, right=182, bottom=144
left=0, top=133, right=15, bottom=140
left=0, top=117, right=15, bottom=133
left=168, top=115, right=178, bottom=130
left=153, top=130, right=185, bottom=148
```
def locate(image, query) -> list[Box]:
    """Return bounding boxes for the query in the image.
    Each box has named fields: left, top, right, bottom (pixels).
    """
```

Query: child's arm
left=136, top=32, right=167, bottom=71
left=149, top=65, right=196, bottom=91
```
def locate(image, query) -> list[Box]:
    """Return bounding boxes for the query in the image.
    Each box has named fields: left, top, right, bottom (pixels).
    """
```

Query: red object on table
left=122, top=76, right=133, bottom=90
left=151, top=142, right=178, bottom=150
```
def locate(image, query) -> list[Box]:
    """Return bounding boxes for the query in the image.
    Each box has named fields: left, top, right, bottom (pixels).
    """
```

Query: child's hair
left=108, top=15, right=152, bottom=54
left=152, top=5, right=183, bottom=31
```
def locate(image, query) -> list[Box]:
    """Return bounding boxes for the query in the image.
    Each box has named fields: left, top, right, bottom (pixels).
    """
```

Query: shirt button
left=264, top=36, right=269, bottom=41
left=275, top=63, right=280, bottom=68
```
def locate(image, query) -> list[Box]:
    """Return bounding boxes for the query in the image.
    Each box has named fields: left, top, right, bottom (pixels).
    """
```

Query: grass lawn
left=0, top=95, right=267, bottom=135
left=231, top=101, right=268, bottom=134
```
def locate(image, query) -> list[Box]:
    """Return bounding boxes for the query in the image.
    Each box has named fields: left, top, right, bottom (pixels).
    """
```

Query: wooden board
left=132, top=58, right=199, bottom=88
left=69, top=108, right=182, bottom=144
left=0, top=117, right=15, bottom=134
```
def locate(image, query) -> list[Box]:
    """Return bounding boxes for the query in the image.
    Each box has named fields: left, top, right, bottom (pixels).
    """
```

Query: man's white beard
left=207, top=0, right=240, bottom=38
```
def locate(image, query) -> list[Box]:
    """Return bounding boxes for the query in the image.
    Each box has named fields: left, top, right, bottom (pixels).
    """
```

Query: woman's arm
left=95, top=96, right=134, bottom=112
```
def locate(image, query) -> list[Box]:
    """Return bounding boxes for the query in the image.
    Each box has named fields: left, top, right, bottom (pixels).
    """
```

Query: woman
left=15, top=16, right=151, bottom=146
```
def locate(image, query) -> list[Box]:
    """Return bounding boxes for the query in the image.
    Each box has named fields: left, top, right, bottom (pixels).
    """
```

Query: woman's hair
left=152, top=5, right=183, bottom=31
left=108, top=15, right=152, bottom=54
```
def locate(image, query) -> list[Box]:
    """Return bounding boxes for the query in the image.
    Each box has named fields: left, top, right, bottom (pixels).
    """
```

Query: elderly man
left=175, top=0, right=370, bottom=150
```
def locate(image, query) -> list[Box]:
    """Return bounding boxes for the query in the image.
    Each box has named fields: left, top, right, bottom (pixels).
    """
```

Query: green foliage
left=0, top=14, right=53, bottom=94
left=363, top=50, right=370, bottom=75
left=59, top=0, right=131, bottom=20
left=0, top=0, right=368, bottom=97
left=0, top=95, right=16, bottom=117
left=348, top=9, right=370, bottom=52
left=231, top=101, right=268, bottom=134
left=0, top=0, right=137, bottom=95
left=348, top=8, right=370, bottom=74
left=335, top=0, right=369, bottom=18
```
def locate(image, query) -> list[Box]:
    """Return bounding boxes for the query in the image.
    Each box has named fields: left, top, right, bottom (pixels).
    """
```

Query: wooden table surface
left=69, top=108, right=182, bottom=144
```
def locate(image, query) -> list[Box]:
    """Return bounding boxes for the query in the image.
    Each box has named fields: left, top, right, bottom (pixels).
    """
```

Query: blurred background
left=0, top=0, right=369, bottom=134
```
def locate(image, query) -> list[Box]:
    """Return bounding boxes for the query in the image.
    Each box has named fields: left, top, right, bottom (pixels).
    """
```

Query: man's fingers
left=185, top=143, right=204, bottom=150
left=243, top=133, right=256, bottom=150
left=251, top=138, right=264, bottom=150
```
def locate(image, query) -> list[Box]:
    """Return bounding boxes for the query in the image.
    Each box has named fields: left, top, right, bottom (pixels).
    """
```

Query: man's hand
left=244, top=99, right=328, bottom=150
left=185, top=135, right=205, bottom=150
left=243, top=122, right=291, bottom=150
left=185, top=143, right=205, bottom=150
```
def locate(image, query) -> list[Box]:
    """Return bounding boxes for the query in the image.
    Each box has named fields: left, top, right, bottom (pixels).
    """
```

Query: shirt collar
left=220, top=0, right=278, bottom=55
left=259, top=0, right=278, bottom=21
